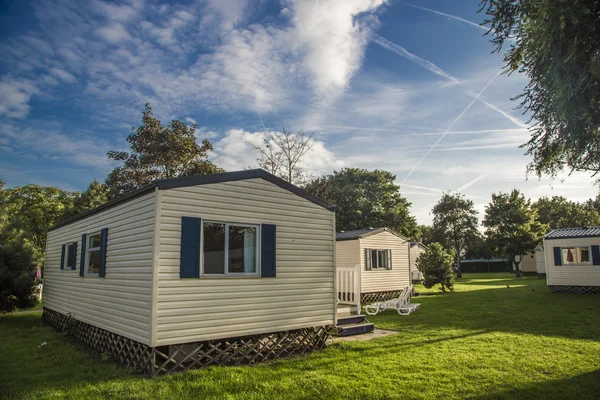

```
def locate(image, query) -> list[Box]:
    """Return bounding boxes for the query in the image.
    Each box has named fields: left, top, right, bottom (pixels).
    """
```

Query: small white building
left=335, top=227, right=410, bottom=304
left=535, top=244, right=546, bottom=277
left=409, top=242, right=427, bottom=283
left=42, top=169, right=336, bottom=375
left=543, top=227, right=600, bottom=294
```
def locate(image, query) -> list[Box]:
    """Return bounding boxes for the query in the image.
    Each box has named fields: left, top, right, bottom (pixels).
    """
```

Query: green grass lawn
left=2, top=274, right=600, bottom=399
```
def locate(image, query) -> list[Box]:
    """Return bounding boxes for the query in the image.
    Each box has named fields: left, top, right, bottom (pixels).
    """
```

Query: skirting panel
left=42, top=308, right=330, bottom=377
left=361, top=290, right=403, bottom=304
left=548, top=285, right=600, bottom=294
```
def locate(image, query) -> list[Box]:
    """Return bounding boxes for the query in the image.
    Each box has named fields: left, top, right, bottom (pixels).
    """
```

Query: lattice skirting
left=42, top=308, right=330, bottom=377
left=361, top=290, right=403, bottom=304
left=548, top=285, right=600, bottom=294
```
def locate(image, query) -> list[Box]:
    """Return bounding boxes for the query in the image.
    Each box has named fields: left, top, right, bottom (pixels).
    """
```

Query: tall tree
left=304, top=168, right=418, bottom=238
left=249, top=128, right=314, bottom=185
left=431, top=192, right=479, bottom=278
left=480, top=0, right=600, bottom=178
left=106, top=104, right=222, bottom=199
left=415, top=224, right=436, bottom=245
left=483, top=190, right=547, bottom=277
left=61, top=180, right=110, bottom=221
left=534, top=196, right=600, bottom=231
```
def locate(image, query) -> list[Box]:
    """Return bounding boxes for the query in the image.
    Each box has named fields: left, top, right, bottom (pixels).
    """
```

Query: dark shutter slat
left=592, top=246, right=600, bottom=265
left=80, top=234, right=86, bottom=276
left=99, top=228, right=108, bottom=278
left=60, top=244, right=65, bottom=270
left=261, top=224, right=276, bottom=278
left=553, top=247, right=562, bottom=266
left=71, top=242, right=78, bottom=270
left=180, top=217, right=201, bottom=278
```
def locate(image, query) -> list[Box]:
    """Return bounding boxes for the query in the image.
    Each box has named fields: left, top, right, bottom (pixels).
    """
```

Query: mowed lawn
left=2, top=274, right=600, bottom=400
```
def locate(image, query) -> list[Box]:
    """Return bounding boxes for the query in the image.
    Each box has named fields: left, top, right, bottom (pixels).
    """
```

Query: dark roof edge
left=545, top=234, right=600, bottom=240
left=336, top=237, right=361, bottom=242
left=49, top=169, right=335, bottom=232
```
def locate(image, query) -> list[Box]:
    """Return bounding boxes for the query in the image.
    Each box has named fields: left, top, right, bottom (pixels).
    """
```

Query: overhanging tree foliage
left=534, top=196, right=600, bottom=231
left=480, top=0, right=600, bottom=178
left=483, top=190, right=547, bottom=277
left=431, top=192, right=479, bottom=278
left=106, top=104, right=222, bottom=199
left=416, top=242, right=455, bottom=292
left=304, top=168, right=419, bottom=238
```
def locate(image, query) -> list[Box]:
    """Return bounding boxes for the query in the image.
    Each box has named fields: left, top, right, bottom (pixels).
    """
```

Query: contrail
left=256, top=112, right=268, bottom=133
left=401, top=1, right=488, bottom=32
left=372, top=33, right=459, bottom=83
left=478, top=99, right=527, bottom=128
left=456, top=174, right=487, bottom=191
left=401, top=70, right=502, bottom=184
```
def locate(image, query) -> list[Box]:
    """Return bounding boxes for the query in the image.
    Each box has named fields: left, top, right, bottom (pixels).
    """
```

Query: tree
left=415, top=224, right=436, bottom=245
left=304, top=168, right=419, bottom=238
left=249, top=128, right=314, bottom=185
left=67, top=180, right=109, bottom=219
left=483, top=190, right=547, bottom=277
left=106, top=104, right=222, bottom=199
left=431, top=192, right=479, bottom=278
left=416, top=242, right=455, bottom=292
left=480, top=0, right=600, bottom=178
left=2, top=185, right=75, bottom=253
left=0, top=223, right=39, bottom=313
left=534, top=196, right=600, bottom=231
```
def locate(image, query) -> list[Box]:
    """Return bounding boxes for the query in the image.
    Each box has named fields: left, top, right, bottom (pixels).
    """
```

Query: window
left=562, top=246, right=592, bottom=265
left=62, top=242, right=76, bottom=270
left=369, top=249, right=391, bottom=269
left=86, top=232, right=102, bottom=276
left=202, top=221, right=258, bottom=276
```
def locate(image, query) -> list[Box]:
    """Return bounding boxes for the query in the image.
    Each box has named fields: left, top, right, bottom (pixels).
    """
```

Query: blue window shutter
left=99, top=228, right=108, bottom=278
left=71, top=242, right=78, bottom=270
left=261, top=224, right=276, bottom=278
left=592, top=246, right=600, bottom=265
left=80, top=234, right=86, bottom=276
left=553, top=247, right=562, bottom=266
left=180, top=217, right=201, bottom=278
left=60, top=244, right=65, bottom=270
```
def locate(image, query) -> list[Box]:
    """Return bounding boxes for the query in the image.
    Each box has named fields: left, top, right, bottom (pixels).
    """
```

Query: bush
left=0, top=227, right=39, bottom=313
left=416, top=242, right=455, bottom=292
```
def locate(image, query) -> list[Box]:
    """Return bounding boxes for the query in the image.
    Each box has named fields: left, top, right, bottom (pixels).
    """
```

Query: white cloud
left=50, top=68, right=78, bottom=83
left=95, top=22, right=132, bottom=44
left=0, top=79, right=39, bottom=119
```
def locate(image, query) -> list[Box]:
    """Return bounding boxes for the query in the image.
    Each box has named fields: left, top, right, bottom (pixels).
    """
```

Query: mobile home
left=409, top=242, right=427, bottom=283
left=335, top=227, right=410, bottom=304
left=535, top=244, right=546, bottom=277
left=42, top=169, right=336, bottom=375
left=543, top=227, right=600, bottom=294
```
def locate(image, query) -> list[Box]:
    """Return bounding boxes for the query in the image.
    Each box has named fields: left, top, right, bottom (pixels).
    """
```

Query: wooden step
left=337, top=322, right=375, bottom=337
left=337, top=314, right=367, bottom=326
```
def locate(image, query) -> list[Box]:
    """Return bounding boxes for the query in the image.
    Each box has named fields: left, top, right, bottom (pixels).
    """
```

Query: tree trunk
left=514, top=259, right=522, bottom=277
left=456, top=252, right=462, bottom=278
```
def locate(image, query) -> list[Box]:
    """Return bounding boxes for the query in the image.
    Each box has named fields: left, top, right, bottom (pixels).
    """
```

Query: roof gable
left=336, top=227, right=408, bottom=242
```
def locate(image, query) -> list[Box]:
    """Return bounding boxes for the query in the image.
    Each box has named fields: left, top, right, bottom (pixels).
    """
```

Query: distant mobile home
left=336, top=227, right=410, bottom=304
left=42, top=169, right=336, bottom=375
left=409, top=242, right=427, bottom=283
left=535, top=245, right=546, bottom=277
left=543, top=227, right=600, bottom=294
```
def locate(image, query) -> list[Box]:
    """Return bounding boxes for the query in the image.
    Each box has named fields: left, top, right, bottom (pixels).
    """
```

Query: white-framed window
left=63, top=242, right=76, bottom=270
left=86, top=232, right=102, bottom=276
left=369, top=249, right=391, bottom=269
left=562, top=246, right=592, bottom=265
left=202, top=221, right=259, bottom=276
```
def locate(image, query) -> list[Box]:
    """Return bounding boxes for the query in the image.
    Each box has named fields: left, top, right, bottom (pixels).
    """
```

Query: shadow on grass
left=475, top=370, right=600, bottom=400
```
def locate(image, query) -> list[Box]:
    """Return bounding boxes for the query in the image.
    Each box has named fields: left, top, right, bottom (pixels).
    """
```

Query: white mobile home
left=336, top=227, right=410, bottom=304
left=543, top=227, right=600, bottom=294
left=409, top=242, right=427, bottom=283
left=535, top=244, right=546, bottom=277
left=42, top=169, right=336, bottom=375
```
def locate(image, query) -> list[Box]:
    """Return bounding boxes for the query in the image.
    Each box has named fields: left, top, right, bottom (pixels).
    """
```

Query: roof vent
left=340, top=230, right=345, bottom=233
left=368, top=227, right=374, bottom=230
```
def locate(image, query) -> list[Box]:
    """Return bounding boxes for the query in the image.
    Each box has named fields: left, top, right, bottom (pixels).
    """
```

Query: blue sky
left=0, top=0, right=597, bottom=224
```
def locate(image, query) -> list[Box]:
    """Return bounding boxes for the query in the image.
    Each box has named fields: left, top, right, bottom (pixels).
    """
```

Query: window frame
left=62, top=242, right=76, bottom=270
left=200, top=220, right=260, bottom=278
left=369, top=249, right=391, bottom=269
left=85, top=231, right=102, bottom=277
left=561, top=246, right=592, bottom=266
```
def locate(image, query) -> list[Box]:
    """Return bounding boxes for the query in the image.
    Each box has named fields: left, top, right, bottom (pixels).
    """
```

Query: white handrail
left=336, top=264, right=361, bottom=309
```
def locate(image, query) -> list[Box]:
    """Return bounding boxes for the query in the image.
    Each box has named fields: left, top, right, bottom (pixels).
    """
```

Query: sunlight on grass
left=1, top=273, right=599, bottom=400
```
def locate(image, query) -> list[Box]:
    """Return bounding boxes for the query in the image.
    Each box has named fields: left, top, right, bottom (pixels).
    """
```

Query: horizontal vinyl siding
left=335, top=240, right=360, bottom=271
left=359, top=232, right=410, bottom=293
left=156, top=178, right=335, bottom=346
left=544, top=237, right=600, bottom=286
left=520, top=254, right=536, bottom=272
left=43, top=193, right=156, bottom=345
left=410, top=246, right=426, bottom=274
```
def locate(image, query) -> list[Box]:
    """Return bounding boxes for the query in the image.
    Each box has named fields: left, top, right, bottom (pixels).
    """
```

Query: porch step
left=337, top=314, right=368, bottom=326
left=337, top=322, right=375, bottom=337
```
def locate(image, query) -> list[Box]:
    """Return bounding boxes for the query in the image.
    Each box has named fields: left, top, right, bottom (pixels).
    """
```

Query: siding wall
left=43, top=192, right=156, bottom=345
left=520, top=254, right=537, bottom=273
left=156, top=178, right=335, bottom=346
left=544, top=237, right=600, bottom=286
left=409, top=245, right=426, bottom=274
left=359, top=231, right=410, bottom=293
left=536, top=249, right=546, bottom=274
left=335, top=240, right=360, bottom=271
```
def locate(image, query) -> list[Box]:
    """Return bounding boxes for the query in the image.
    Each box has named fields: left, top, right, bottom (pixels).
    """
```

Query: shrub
left=416, top=242, right=455, bottom=292
left=0, top=226, right=39, bottom=313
